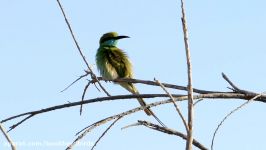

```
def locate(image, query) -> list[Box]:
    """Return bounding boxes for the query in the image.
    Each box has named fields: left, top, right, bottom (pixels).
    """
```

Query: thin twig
left=155, top=79, right=189, bottom=132
left=93, top=83, right=101, bottom=92
left=56, top=0, right=89, bottom=68
left=80, top=81, right=91, bottom=115
left=8, top=114, right=34, bottom=132
left=90, top=117, right=121, bottom=150
left=124, top=120, right=208, bottom=150
left=121, top=122, right=141, bottom=130
left=67, top=117, right=122, bottom=150
left=222, top=73, right=257, bottom=95
left=221, top=73, right=240, bottom=92
left=56, top=0, right=110, bottom=96
left=0, top=123, right=16, bottom=150
left=211, top=92, right=265, bottom=150
left=193, top=99, right=204, bottom=106
left=66, top=117, right=122, bottom=150
left=61, top=72, right=90, bottom=92
left=180, top=0, right=194, bottom=149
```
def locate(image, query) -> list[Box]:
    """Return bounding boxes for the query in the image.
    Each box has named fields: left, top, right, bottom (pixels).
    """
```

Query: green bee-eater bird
left=96, top=32, right=164, bottom=123
left=96, top=32, right=153, bottom=115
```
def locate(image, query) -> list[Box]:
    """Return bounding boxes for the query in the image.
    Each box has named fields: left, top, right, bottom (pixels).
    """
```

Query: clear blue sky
left=1, top=0, right=266, bottom=150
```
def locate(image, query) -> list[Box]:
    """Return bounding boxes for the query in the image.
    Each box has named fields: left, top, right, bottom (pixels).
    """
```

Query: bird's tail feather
left=136, top=97, right=152, bottom=116
left=120, top=83, right=166, bottom=127
left=137, top=97, right=166, bottom=127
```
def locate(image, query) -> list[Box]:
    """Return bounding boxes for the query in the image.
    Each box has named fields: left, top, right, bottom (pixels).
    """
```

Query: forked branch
left=56, top=0, right=110, bottom=97
left=134, top=120, right=208, bottom=150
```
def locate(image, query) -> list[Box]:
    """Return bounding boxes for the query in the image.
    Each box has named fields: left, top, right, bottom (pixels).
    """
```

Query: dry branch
left=7, top=114, right=34, bottom=132
left=80, top=80, right=91, bottom=115
left=134, top=120, right=208, bottom=150
left=155, top=79, right=189, bottom=132
left=56, top=0, right=110, bottom=97
left=1, top=1, right=260, bottom=150
left=66, top=93, right=265, bottom=149
left=2, top=91, right=266, bottom=131
left=1, top=84, right=264, bottom=149
left=96, top=77, right=222, bottom=94
left=90, top=117, right=122, bottom=150
left=61, top=72, right=90, bottom=93
left=222, top=73, right=257, bottom=95
left=0, top=123, right=16, bottom=150
left=1, top=76, right=236, bottom=126
left=2, top=73, right=265, bottom=132
left=68, top=99, right=182, bottom=149
left=180, top=0, right=194, bottom=149
left=211, top=92, right=265, bottom=150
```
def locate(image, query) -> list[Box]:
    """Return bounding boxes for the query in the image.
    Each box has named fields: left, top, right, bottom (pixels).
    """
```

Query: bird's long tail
left=120, top=83, right=166, bottom=127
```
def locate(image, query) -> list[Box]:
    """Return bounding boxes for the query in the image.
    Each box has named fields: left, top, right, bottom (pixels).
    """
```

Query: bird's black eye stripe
left=100, top=37, right=115, bottom=44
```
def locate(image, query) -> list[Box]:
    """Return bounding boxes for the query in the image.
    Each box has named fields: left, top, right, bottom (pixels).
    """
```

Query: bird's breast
left=101, top=62, right=119, bottom=80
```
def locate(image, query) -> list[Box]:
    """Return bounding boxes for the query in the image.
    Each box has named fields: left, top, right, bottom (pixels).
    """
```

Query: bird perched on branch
left=96, top=32, right=165, bottom=126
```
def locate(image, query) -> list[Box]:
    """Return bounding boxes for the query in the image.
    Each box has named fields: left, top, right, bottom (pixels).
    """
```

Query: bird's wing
left=107, top=47, right=133, bottom=78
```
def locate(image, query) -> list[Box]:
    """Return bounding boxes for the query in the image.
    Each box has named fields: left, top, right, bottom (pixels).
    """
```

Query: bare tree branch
left=56, top=0, right=89, bottom=68
left=70, top=99, right=182, bottom=149
left=2, top=91, right=266, bottom=131
left=63, top=73, right=245, bottom=116
left=96, top=77, right=223, bottom=94
left=211, top=92, right=265, bottom=150
left=123, top=120, right=208, bottom=150
left=75, top=98, right=184, bottom=136
left=1, top=1, right=261, bottom=150
left=66, top=117, right=122, bottom=150
left=1, top=75, right=239, bottom=126
left=222, top=73, right=257, bottom=95
left=2, top=73, right=265, bottom=131
left=56, top=0, right=110, bottom=96
left=0, top=94, right=179, bottom=124
left=90, top=117, right=122, bottom=150
left=61, top=72, right=90, bottom=93
left=8, top=114, right=34, bottom=132
left=70, top=92, right=266, bottom=149
left=0, top=123, right=16, bottom=150
left=121, top=122, right=141, bottom=130
left=155, top=79, right=189, bottom=132
left=180, top=0, right=194, bottom=149
left=80, top=80, right=91, bottom=115
left=193, top=99, right=204, bottom=106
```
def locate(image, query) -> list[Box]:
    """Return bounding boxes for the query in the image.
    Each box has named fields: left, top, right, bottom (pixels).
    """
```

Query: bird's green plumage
left=96, top=46, right=133, bottom=80
left=95, top=32, right=166, bottom=126
left=96, top=32, right=153, bottom=116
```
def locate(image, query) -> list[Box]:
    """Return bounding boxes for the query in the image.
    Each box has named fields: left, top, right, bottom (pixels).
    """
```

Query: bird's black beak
left=115, top=35, right=130, bottom=40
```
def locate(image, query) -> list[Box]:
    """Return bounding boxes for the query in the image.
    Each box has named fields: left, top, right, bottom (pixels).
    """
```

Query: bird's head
left=99, top=32, right=130, bottom=46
